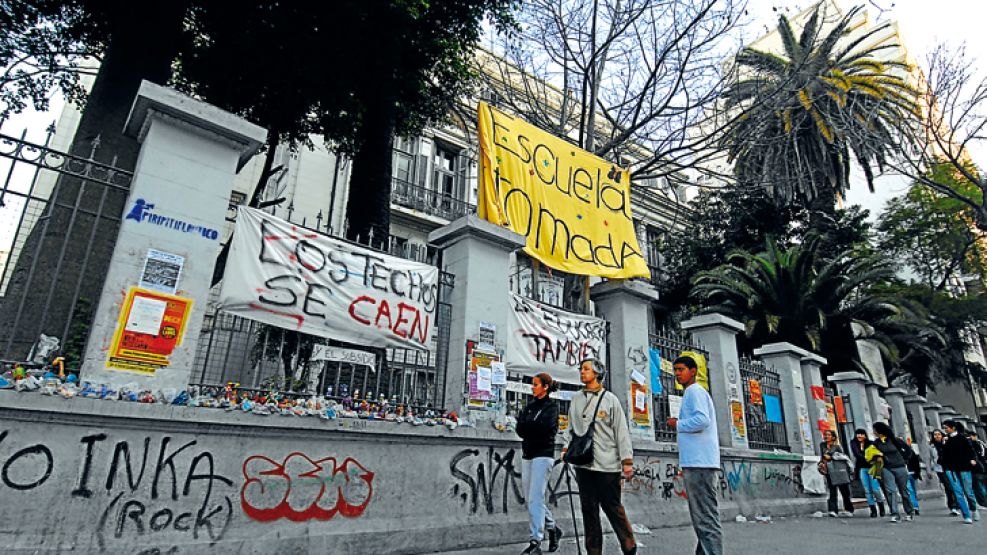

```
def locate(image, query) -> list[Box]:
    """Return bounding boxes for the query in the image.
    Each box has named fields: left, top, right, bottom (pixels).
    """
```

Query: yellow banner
left=478, top=102, right=650, bottom=279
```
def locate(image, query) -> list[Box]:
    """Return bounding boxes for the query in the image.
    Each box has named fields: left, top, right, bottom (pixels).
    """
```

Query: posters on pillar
left=138, top=249, right=184, bottom=294
left=310, top=345, right=376, bottom=372
left=834, top=396, right=848, bottom=423
left=668, top=394, right=683, bottom=419
left=106, top=287, right=192, bottom=374
left=825, top=400, right=838, bottom=433
left=730, top=399, right=747, bottom=441
left=504, top=292, right=607, bottom=384
left=748, top=379, right=763, bottom=405
left=476, top=102, right=650, bottom=279
left=630, top=382, right=651, bottom=429
left=468, top=344, right=500, bottom=408
left=219, top=207, right=439, bottom=351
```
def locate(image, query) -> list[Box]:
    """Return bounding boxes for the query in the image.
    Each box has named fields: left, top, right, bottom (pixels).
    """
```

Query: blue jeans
left=882, top=466, right=914, bottom=517
left=522, top=457, right=556, bottom=542
left=859, top=468, right=885, bottom=505
left=907, top=475, right=920, bottom=510
left=946, top=470, right=978, bottom=519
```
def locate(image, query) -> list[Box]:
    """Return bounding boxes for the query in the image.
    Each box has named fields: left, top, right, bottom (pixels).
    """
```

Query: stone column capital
left=680, top=313, right=744, bottom=334
left=428, top=214, right=526, bottom=251
left=753, top=342, right=810, bottom=359
left=588, top=279, right=659, bottom=304
left=827, top=371, right=869, bottom=385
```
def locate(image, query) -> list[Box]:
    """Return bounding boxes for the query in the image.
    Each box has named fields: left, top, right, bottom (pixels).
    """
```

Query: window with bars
left=740, top=358, right=789, bottom=451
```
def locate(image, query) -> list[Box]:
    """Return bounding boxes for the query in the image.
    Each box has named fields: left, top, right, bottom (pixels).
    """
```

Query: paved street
left=432, top=510, right=987, bottom=555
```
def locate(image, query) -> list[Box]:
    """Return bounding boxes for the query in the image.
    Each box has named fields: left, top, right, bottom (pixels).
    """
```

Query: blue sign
left=649, top=347, right=663, bottom=395
left=764, top=394, right=784, bottom=424
left=126, top=198, right=219, bottom=240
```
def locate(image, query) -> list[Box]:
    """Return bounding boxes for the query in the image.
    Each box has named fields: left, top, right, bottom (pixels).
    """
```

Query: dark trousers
left=974, top=473, right=987, bottom=507
left=575, top=468, right=636, bottom=555
left=683, top=468, right=723, bottom=555
left=937, top=471, right=958, bottom=510
left=827, top=480, right=854, bottom=513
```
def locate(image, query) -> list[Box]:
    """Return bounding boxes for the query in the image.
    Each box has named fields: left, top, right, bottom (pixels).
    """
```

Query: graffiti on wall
left=0, top=430, right=236, bottom=552
left=449, top=447, right=526, bottom=515
left=240, top=453, right=374, bottom=522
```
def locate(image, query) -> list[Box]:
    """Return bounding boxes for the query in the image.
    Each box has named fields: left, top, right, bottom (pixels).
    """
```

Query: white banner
left=219, top=208, right=439, bottom=350
left=311, top=345, right=377, bottom=371
left=505, top=292, right=607, bottom=384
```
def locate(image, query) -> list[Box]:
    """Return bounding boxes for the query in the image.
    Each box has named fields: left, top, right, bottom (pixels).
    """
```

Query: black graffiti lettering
left=72, top=433, right=107, bottom=498
left=1, top=443, right=53, bottom=490
left=503, top=188, right=533, bottom=236
left=535, top=208, right=571, bottom=257
left=183, top=452, right=234, bottom=501
left=449, top=447, right=524, bottom=515
left=367, top=261, right=389, bottom=292
left=389, top=269, right=408, bottom=298
left=115, top=499, right=146, bottom=538
left=517, top=134, right=533, bottom=164
left=571, top=167, right=593, bottom=204
left=149, top=508, right=174, bottom=532
left=193, top=496, right=233, bottom=544
left=327, top=250, right=348, bottom=283
left=295, top=239, right=326, bottom=272
left=532, top=144, right=557, bottom=186
left=106, top=438, right=150, bottom=492
left=302, top=282, right=332, bottom=318
left=173, top=512, right=193, bottom=532
left=259, top=219, right=291, bottom=268
left=97, top=492, right=125, bottom=550
left=258, top=274, right=300, bottom=307
left=152, top=437, right=197, bottom=501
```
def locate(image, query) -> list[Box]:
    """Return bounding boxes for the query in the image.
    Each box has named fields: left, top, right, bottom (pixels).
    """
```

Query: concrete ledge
left=124, top=80, right=267, bottom=169
left=827, top=371, right=869, bottom=384
left=680, top=313, right=744, bottom=333
left=588, top=279, right=659, bottom=303
left=800, top=353, right=827, bottom=366
left=427, top=214, right=526, bottom=251
left=753, top=342, right=810, bottom=359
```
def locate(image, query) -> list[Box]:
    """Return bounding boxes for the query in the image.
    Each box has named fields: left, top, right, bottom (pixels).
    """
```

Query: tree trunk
left=345, top=93, right=397, bottom=246
left=0, top=3, right=188, bottom=360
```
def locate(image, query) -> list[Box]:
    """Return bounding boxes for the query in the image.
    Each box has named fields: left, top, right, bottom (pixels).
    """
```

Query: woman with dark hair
left=820, top=429, right=854, bottom=517
left=872, top=421, right=915, bottom=523
left=942, top=420, right=980, bottom=524
left=516, top=373, right=564, bottom=554
left=930, top=429, right=961, bottom=515
left=850, top=428, right=886, bottom=517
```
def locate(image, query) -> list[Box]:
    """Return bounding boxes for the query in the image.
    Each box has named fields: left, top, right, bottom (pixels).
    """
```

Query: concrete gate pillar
left=589, top=280, right=659, bottom=440
left=923, top=402, right=943, bottom=433
left=81, top=81, right=266, bottom=391
left=681, top=313, right=748, bottom=449
left=904, top=394, right=932, bottom=468
left=828, top=372, right=874, bottom=434
left=865, top=381, right=887, bottom=424
left=429, top=215, right=525, bottom=411
left=939, top=406, right=960, bottom=427
left=884, top=388, right=910, bottom=442
left=800, top=353, right=828, bottom=450
left=753, top=342, right=814, bottom=454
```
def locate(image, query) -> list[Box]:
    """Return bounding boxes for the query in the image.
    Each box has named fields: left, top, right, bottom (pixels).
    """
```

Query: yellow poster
left=674, top=351, right=709, bottom=392
left=477, top=102, right=650, bottom=279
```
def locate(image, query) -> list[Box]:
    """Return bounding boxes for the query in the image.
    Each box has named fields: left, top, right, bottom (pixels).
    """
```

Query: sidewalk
left=429, top=509, right=987, bottom=555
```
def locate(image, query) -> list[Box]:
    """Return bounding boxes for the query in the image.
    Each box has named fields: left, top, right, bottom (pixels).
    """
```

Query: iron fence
left=190, top=208, right=454, bottom=413
left=740, top=357, right=790, bottom=451
left=391, top=177, right=476, bottom=222
left=649, top=328, right=708, bottom=442
left=0, top=125, right=132, bottom=365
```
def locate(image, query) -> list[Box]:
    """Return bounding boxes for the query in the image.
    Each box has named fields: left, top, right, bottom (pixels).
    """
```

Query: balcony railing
left=391, top=177, right=476, bottom=222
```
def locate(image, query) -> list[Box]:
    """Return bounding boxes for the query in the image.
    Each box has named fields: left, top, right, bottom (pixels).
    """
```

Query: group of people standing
left=515, top=356, right=720, bottom=555
left=818, top=417, right=987, bottom=525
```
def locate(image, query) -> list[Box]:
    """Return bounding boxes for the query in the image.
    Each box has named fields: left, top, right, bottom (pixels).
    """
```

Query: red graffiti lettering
left=248, top=303, right=304, bottom=329
left=240, top=453, right=374, bottom=522
left=348, top=295, right=429, bottom=345
left=348, top=296, right=374, bottom=325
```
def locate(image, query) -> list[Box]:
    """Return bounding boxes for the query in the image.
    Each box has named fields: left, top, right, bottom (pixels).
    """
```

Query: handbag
left=563, top=390, right=607, bottom=466
left=828, top=460, right=851, bottom=486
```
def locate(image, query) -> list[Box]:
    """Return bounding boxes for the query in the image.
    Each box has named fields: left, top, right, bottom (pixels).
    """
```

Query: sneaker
left=838, top=511, right=853, bottom=518
left=974, top=510, right=981, bottom=522
left=913, top=509, right=920, bottom=516
left=521, top=541, right=543, bottom=555
left=828, top=511, right=838, bottom=517
left=951, top=509, right=961, bottom=516
left=889, top=515, right=900, bottom=523
left=904, top=514, right=913, bottom=522
left=963, top=518, right=973, bottom=525
left=547, top=528, right=563, bottom=553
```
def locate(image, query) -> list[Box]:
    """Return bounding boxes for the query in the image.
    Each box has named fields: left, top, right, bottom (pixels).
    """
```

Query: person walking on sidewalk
left=563, top=358, right=637, bottom=555
left=516, top=373, right=564, bottom=555
left=667, top=356, right=722, bottom=555
left=931, top=429, right=961, bottom=515
left=905, top=439, right=922, bottom=516
left=966, top=430, right=987, bottom=508
left=820, top=429, right=854, bottom=517
left=941, top=420, right=980, bottom=524
left=872, top=421, right=915, bottom=523
left=851, top=429, right=886, bottom=517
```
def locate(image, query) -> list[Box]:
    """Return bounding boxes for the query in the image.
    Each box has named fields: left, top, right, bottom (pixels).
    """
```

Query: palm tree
left=721, top=3, right=918, bottom=230
left=690, top=235, right=911, bottom=376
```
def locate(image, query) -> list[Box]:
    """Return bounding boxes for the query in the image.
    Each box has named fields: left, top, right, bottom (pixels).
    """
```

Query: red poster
left=748, top=379, right=763, bottom=405
left=834, top=396, right=848, bottom=423
left=810, top=385, right=826, bottom=401
left=107, top=287, right=192, bottom=374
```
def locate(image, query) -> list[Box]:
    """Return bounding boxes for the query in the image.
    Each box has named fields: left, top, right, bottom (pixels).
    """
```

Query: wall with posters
left=0, top=393, right=877, bottom=554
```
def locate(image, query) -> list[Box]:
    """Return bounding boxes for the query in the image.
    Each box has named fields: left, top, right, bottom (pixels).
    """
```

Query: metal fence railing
left=648, top=328, right=709, bottom=443
left=740, top=357, right=790, bottom=451
left=390, top=177, right=476, bottom=222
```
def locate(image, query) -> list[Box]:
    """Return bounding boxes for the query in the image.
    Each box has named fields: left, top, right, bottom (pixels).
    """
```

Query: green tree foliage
left=690, top=235, right=907, bottom=376
left=878, top=162, right=987, bottom=289
left=721, top=3, right=917, bottom=227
